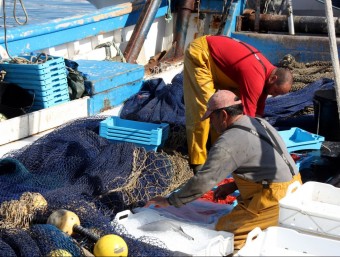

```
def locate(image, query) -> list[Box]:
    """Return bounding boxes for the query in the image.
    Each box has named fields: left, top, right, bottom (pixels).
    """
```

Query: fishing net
left=120, top=72, right=185, bottom=126
left=0, top=228, right=42, bottom=257
left=264, top=54, right=336, bottom=130
left=30, top=224, right=82, bottom=256
left=0, top=238, right=17, bottom=257
left=120, top=73, right=188, bottom=154
left=0, top=114, right=193, bottom=256
left=264, top=78, right=334, bottom=126
left=279, top=54, right=335, bottom=91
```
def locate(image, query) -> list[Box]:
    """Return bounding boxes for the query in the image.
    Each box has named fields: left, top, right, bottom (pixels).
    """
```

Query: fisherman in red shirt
left=184, top=35, right=293, bottom=172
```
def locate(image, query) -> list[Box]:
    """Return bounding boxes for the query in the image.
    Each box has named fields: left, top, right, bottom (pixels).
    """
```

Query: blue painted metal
left=199, top=0, right=224, bottom=13
left=88, top=80, right=143, bottom=115
left=223, top=0, right=340, bottom=63
left=76, top=60, right=144, bottom=95
left=0, top=0, right=169, bottom=56
left=222, top=0, right=246, bottom=36
left=75, top=59, right=144, bottom=114
left=231, top=32, right=340, bottom=64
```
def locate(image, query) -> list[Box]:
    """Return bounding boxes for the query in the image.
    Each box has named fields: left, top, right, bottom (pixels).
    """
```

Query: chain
left=263, top=0, right=271, bottom=14
left=196, top=0, right=201, bottom=31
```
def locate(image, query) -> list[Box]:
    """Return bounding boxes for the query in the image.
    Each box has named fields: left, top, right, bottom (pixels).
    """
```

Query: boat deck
left=2, top=0, right=97, bottom=27
left=0, top=63, right=184, bottom=157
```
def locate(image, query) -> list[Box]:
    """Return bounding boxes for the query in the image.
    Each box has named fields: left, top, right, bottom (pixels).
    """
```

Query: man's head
left=265, top=67, right=293, bottom=96
left=202, top=90, right=243, bottom=134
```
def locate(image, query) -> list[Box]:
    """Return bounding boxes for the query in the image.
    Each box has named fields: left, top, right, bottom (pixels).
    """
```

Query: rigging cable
left=1, top=0, right=29, bottom=62
left=13, top=0, right=28, bottom=25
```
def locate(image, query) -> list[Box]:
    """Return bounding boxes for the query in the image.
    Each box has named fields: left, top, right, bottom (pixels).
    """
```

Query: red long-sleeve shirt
left=206, top=35, right=276, bottom=116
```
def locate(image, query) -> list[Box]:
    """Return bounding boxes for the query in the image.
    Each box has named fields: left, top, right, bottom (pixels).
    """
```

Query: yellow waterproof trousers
left=215, top=173, right=302, bottom=251
left=183, top=36, right=238, bottom=165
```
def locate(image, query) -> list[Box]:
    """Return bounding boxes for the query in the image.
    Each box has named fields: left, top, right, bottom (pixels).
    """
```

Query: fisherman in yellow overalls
left=183, top=35, right=293, bottom=172
left=145, top=90, right=302, bottom=251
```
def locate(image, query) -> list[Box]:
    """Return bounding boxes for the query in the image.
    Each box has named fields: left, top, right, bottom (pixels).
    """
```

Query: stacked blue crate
left=0, top=55, right=69, bottom=111
left=99, top=116, right=170, bottom=151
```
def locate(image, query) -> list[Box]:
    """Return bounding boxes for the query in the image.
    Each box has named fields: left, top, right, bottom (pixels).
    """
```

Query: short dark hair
left=214, top=103, right=243, bottom=116
left=274, top=67, right=293, bottom=86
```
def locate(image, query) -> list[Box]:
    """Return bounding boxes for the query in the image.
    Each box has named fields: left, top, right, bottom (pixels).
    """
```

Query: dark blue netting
left=121, top=74, right=334, bottom=132
left=30, top=224, right=82, bottom=256
left=264, top=78, right=334, bottom=126
left=0, top=229, right=42, bottom=257
left=2, top=118, right=134, bottom=200
left=120, top=72, right=185, bottom=126
left=0, top=238, right=17, bottom=257
left=0, top=116, right=192, bottom=256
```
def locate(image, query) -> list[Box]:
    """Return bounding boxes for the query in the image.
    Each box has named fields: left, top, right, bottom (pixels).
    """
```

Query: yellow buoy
left=47, top=249, right=72, bottom=257
left=93, top=234, right=128, bottom=257
left=47, top=209, right=80, bottom=236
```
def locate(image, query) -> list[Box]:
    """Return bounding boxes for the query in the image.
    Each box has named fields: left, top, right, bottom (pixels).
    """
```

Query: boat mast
left=324, top=0, right=340, bottom=122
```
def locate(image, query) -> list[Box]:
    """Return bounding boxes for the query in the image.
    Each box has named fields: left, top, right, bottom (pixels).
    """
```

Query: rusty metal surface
left=181, top=0, right=195, bottom=10
left=210, top=14, right=222, bottom=31
left=172, top=0, right=196, bottom=58
left=101, top=98, right=112, bottom=112
left=123, top=0, right=163, bottom=63
left=144, top=52, right=183, bottom=76
left=159, top=0, right=195, bottom=62
left=238, top=13, right=340, bottom=35
left=173, top=8, right=192, bottom=57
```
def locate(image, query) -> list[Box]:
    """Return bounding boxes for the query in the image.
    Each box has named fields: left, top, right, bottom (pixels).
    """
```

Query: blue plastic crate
left=0, top=55, right=70, bottom=110
left=101, top=125, right=169, bottom=145
left=0, top=56, right=65, bottom=75
left=5, top=73, right=67, bottom=87
left=5, top=67, right=66, bottom=80
left=25, top=79, right=68, bottom=95
left=278, top=127, right=325, bottom=153
left=34, top=90, right=69, bottom=102
left=99, top=116, right=169, bottom=151
left=32, top=94, right=70, bottom=109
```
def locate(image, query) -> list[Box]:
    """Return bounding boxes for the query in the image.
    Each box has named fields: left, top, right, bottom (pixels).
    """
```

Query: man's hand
left=213, top=181, right=237, bottom=202
left=144, top=196, right=170, bottom=208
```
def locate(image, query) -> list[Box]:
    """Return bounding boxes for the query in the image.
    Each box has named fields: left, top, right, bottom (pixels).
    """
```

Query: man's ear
left=268, top=74, right=278, bottom=84
left=222, top=109, right=228, bottom=119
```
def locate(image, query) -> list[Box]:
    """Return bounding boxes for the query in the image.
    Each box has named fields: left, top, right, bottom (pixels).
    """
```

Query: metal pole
left=254, top=0, right=261, bottom=32
left=287, top=0, right=295, bottom=35
left=242, top=14, right=340, bottom=35
left=123, top=0, right=162, bottom=64
left=173, top=0, right=195, bottom=58
left=324, top=0, right=340, bottom=121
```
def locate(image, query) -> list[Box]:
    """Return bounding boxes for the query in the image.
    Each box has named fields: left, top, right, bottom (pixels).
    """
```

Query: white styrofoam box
left=279, top=181, right=340, bottom=238
left=237, top=226, right=340, bottom=256
left=114, top=208, right=234, bottom=256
